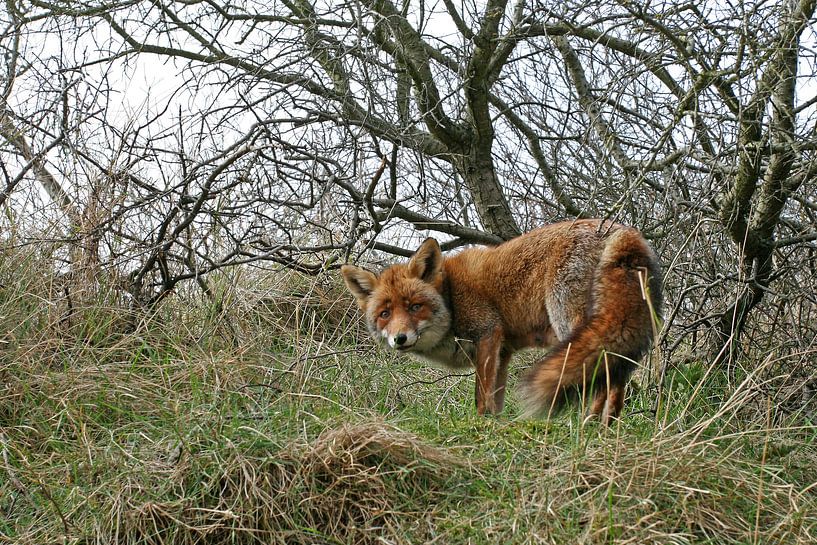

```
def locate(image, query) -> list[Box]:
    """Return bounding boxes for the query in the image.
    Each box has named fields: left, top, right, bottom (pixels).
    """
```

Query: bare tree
left=2, top=0, right=817, bottom=368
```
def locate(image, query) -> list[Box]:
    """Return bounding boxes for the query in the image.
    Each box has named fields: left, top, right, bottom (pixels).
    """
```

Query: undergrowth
left=1, top=252, right=816, bottom=544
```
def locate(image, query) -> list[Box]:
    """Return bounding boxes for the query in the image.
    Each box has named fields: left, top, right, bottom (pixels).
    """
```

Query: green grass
left=1, top=261, right=816, bottom=544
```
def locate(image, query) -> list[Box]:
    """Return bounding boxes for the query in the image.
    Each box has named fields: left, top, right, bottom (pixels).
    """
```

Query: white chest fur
left=414, top=333, right=476, bottom=370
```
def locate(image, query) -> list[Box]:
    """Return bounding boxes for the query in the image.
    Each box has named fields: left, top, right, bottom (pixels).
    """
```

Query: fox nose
left=394, top=333, right=408, bottom=346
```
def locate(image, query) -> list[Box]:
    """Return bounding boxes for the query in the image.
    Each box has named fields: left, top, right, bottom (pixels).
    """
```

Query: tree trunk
left=454, top=150, right=521, bottom=241
left=714, top=251, right=772, bottom=367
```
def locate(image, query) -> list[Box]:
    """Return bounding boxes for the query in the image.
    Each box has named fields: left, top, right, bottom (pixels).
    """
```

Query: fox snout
left=382, top=328, right=418, bottom=350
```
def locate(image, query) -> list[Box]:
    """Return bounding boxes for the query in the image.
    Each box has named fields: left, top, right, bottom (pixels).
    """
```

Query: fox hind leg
left=589, top=382, right=625, bottom=425
left=590, top=387, right=608, bottom=420
left=606, top=382, right=625, bottom=424
left=587, top=354, right=628, bottom=425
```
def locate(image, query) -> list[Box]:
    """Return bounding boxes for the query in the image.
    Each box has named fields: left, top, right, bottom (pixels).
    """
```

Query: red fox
left=341, top=220, right=662, bottom=424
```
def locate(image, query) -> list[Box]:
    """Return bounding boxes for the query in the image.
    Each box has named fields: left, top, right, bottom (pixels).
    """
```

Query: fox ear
left=341, top=265, right=378, bottom=306
left=408, top=238, right=443, bottom=283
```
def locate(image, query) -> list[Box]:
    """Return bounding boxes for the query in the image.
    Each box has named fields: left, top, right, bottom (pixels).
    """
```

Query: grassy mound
left=111, top=421, right=463, bottom=544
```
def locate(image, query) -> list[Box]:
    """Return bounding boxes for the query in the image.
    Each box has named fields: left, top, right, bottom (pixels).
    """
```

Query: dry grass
left=2, top=249, right=817, bottom=544
left=538, top=432, right=816, bottom=544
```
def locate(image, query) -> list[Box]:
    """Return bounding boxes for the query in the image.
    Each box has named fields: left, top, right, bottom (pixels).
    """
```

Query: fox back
left=342, top=219, right=662, bottom=423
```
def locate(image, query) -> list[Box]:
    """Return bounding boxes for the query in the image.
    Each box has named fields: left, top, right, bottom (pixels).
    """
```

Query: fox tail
left=520, top=229, right=662, bottom=420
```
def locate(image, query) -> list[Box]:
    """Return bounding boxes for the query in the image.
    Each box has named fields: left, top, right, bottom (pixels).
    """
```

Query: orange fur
left=341, top=219, right=662, bottom=422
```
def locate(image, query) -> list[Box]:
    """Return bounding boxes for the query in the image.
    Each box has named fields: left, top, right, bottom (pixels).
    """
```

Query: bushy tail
left=520, top=229, right=662, bottom=418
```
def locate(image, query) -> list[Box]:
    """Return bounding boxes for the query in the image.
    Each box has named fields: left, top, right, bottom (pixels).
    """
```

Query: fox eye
left=379, top=309, right=391, bottom=319
left=409, top=303, right=423, bottom=313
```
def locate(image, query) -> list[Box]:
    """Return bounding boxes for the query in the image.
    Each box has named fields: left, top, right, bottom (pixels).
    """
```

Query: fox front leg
left=474, top=327, right=505, bottom=415
left=493, top=352, right=512, bottom=414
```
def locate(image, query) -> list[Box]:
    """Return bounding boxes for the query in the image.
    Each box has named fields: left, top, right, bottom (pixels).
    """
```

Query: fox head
left=341, top=238, right=451, bottom=353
